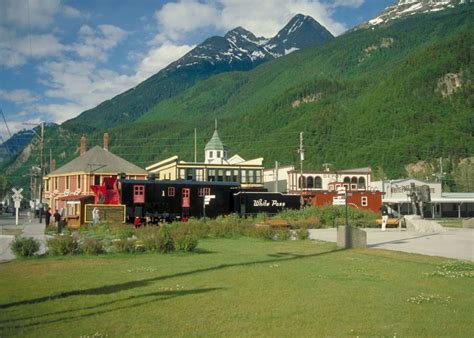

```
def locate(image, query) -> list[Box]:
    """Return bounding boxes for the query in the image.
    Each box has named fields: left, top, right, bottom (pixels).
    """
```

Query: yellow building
left=146, top=127, right=264, bottom=189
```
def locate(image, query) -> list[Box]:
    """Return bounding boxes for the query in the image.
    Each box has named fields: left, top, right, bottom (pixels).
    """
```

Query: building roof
left=49, top=146, right=147, bottom=176
left=204, top=130, right=227, bottom=151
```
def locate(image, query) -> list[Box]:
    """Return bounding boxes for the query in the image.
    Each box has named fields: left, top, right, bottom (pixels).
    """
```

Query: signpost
left=203, top=195, right=216, bottom=219
left=12, top=188, right=23, bottom=226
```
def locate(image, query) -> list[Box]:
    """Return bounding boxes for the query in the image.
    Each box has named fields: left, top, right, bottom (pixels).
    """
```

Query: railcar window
left=362, top=196, right=368, bottom=206
left=168, top=187, right=175, bottom=196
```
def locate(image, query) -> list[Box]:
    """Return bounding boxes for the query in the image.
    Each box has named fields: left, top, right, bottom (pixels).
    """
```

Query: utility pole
left=274, top=161, right=279, bottom=192
left=39, top=122, right=44, bottom=223
left=298, top=132, right=304, bottom=192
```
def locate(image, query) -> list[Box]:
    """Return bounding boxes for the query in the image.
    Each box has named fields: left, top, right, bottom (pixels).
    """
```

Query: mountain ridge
left=64, top=14, right=333, bottom=130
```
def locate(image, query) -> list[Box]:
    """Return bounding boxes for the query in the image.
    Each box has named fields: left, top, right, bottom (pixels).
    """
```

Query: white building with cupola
left=146, top=125, right=264, bottom=188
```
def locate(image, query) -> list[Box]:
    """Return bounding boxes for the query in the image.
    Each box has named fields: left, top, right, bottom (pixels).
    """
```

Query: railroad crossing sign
left=12, top=188, right=23, bottom=225
left=12, top=188, right=23, bottom=208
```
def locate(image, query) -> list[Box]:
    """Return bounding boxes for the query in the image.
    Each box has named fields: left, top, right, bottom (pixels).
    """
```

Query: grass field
left=1, top=238, right=473, bottom=337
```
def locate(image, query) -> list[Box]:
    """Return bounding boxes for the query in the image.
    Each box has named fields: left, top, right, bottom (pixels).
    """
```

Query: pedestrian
left=134, top=216, right=141, bottom=229
left=53, top=209, right=61, bottom=233
left=92, top=207, right=100, bottom=225
left=380, top=204, right=389, bottom=232
left=45, top=207, right=52, bottom=226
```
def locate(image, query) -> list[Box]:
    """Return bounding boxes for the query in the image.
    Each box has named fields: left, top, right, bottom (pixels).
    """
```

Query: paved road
left=0, top=212, right=47, bottom=263
left=309, top=227, right=474, bottom=261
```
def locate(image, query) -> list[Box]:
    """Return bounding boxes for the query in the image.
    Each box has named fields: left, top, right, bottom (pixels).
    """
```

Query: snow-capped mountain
left=264, top=14, right=334, bottom=57
left=366, top=0, right=470, bottom=26
left=67, top=14, right=333, bottom=129
left=168, top=14, right=333, bottom=71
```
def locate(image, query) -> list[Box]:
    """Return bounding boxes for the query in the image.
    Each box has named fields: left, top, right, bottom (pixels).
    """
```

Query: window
left=77, top=176, right=81, bottom=189
left=199, top=187, right=211, bottom=196
left=241, top=170, right=247, bottom=183
left=361, top=196, right=368, bottom=207
left=54, top=177, right=58, bottom=190
left=196, top=169, right=204, bottom=181
left=208, top=169, right=216, bottom=181
left=65, top=176, right=70, bottom=190
left=94, top=175, right=101, bottom=185
left=225, top=170, right=231, bottom=182
left=256, top=170, right=261, bottom=183
left=248, top=170, right=255, bottom=184
left=351, top=184, right=357, bottom=190
left=315, top=176, right=322, bottom=189
left=209, top=151, right=213, bottom=158
left=187, top=169, right=194, bottom=180
left=217, top=169, right=224, bottom=182
left=217, top=151, right=221, bottom=158
left=358, top=177, right=366, bottom=190
left=134, top=185, right=145, bottom=203
left=233, top=170, right=239, bottom=182
left=307, top=176, right=314, bottom=188
left=298, top=176, right=306, bottom=189
left=179, top=169, right=186, bottom=180
left=168, top=187, right=175, bottom=196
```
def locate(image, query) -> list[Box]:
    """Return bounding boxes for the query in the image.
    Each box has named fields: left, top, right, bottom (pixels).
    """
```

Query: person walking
left=92, top=207, right=100, bottom=225
left=380, top=204, right=389, bottom=232
left=53, top=209, right=61, bottom=233
left=45, top=207, right=52, bottom=227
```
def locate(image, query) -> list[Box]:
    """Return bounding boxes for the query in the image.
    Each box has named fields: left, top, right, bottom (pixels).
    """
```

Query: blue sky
left=0, top=0, right=395, bottom=140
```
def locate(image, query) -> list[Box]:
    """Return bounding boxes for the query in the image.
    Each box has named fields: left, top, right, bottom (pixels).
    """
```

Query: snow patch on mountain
left=367, top=0, right=469, bottom=27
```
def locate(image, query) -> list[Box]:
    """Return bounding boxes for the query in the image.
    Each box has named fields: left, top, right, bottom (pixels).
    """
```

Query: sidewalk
left=0, top=217, right=47, bottom=263
left=309, top=227, right=474, bottom=261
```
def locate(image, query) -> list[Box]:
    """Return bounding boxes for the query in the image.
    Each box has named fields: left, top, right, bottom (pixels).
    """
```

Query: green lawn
left=1, top=238, right=473, bottom=337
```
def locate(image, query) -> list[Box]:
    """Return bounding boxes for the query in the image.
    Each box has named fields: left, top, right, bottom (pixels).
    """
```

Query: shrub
left=47, top=235, right=78, bottom=256
left=251, top=226, right=276, bottom=240
left=170, top=224, right=199, bottom=252
left=274, top=229, right=290, bottom=241
left=10, top=236, right=40, bottom=257
left=81, top=237, right=105, bottom=255
left=295, top=228, right=309, bottom=240
left=113, top=238, right=137, bottom=253
left=158, top=226, right=175, bottom=253
left=117, top=226, right=135, bottom=240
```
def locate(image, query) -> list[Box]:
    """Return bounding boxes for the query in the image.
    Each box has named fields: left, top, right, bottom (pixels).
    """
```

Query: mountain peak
left=366, top=0, right=469, bottom=27
left=264, top=13, right=333, bottom=56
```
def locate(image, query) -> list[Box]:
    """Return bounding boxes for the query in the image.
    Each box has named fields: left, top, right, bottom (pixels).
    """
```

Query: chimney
left=103, top=132, right=109, bottom=151
left=51, top=159, right=56, bottom=172
left=80, top=135, right=87, bottom=155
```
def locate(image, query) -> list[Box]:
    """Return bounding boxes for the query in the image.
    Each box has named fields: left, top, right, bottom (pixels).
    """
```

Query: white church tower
left=204, top=120, right=228, bottom=164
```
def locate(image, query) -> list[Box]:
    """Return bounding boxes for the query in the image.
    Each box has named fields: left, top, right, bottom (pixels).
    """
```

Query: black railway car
left=119, top=179, right=240, bottom=222
left=233, top=191, right=301, bottom=216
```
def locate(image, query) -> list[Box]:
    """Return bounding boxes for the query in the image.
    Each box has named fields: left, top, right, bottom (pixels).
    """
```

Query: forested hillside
left=3, top=4, right=473, bottom=190
left=113, top=5, right=473, bottom=178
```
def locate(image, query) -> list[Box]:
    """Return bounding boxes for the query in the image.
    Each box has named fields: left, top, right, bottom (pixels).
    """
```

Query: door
left=182, top=188, right=190, bottom=208
left=182, top=188, right=190, bottom=221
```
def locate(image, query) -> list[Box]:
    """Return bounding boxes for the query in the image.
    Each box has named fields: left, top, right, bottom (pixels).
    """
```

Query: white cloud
left=153, top=0, right=363, bottom=40
left=0, top=30, right=66, bottom=67
left=135, top=42, right=194, bottom=79
left=0, top=89, right=38, bottom=104
left=72, top=24, right=128, bottom=62
left=0, top=0, right=85, bottom=29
